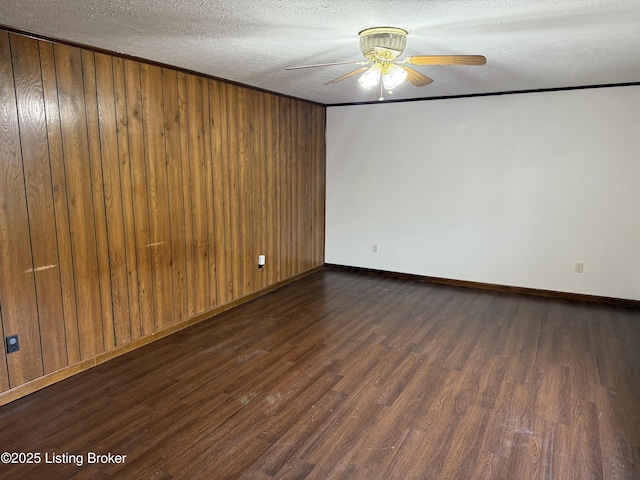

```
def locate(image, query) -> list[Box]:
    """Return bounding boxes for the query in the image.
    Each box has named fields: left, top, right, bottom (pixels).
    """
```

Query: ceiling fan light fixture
left=358, top=63, right=382, bottom=89
left=381, top=63, right=408, bottom=90
left=286, top=25, right=485, bottom=101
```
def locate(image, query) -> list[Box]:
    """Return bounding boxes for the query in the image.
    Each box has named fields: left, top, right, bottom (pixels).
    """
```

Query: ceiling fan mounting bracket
left=359, top=27, right=408, bottom=60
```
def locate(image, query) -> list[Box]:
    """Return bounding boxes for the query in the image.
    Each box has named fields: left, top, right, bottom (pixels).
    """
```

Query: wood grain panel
left=38, top=40, right=81, bottom=364
left=303, top=102, right=313, bottom=270
left=123, top=58, right=154, bottom=337
left=0, top=32, right=44, bottom=386
left=176, top=72, right=196, bottom=318
left=140, top=63, right=173, bottom=330
left=315, top=104, right=325, bottom=266
left=161, top=68, right=188, bottom=323
left=250, top=90, right=266, bottom=292
left=292, top=101, right=302, bottom=274
left=279, top=97, right=292, bottom=281
left=112, top=57, right=141, bottom=341
left=226, top=83, right=242, bottom=300
left=287, top=100, right=297, bottom=275
left=210, top=79, right=229, bottom=306
left=263, top=94, right=277, bottom=286
left=220, top=81, right=236, bottom=303
left=237, top=87, right=254, bottom=297
left=299, top=103, right=310, bottom=272
left=271, top=96, right=283, bottom=282
left=316, top=103, right=325, bottom=264
left=10, top=34, right=67, bottom=373
left=0, top=308, right=8, bottom=391
left=0, top=28, right=326, bottom=400
left=273, top=95, right=283, bottom=282
left=201, top=78, right=217, bottom=309
left=185, top=74, right=209, bottom=313
left=82, top=49, right=114, bottom=353
left=95, top=53, right=131, bottom=346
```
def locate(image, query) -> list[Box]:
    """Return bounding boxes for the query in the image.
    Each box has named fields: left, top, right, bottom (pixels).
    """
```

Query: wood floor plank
left=0, top=269, right=638, bottom=479
left=570, top=399, right=604, bottom=479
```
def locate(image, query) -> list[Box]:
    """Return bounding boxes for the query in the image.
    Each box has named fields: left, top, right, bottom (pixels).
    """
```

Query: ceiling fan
left=286, top=27, right=486, bottom=101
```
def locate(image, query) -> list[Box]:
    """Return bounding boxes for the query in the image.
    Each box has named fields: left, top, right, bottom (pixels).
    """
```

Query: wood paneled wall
left=0, top=30, right=325, bottom=400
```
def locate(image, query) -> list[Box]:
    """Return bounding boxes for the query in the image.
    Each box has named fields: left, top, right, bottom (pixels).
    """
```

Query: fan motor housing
left=359, top=27, right=408, bottom=59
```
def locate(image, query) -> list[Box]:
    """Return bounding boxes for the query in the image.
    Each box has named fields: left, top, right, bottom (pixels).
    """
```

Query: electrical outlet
left=6, top=335, right=19, bottom=354
left=372, top=244, right=378, bottom=253
left=575, top=262, right=584, bottom=273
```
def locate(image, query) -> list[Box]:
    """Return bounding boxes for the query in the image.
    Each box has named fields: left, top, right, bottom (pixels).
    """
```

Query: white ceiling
left=2, top=0, right=640, bottom=105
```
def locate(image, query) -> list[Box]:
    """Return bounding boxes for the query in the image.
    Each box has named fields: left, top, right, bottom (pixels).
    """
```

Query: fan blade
left=401, top=66, right=433, bottom=87
left=285, top=60, right=366, bottom=70
left=404, top=55, right=486, bottom=66
left=324, top=66, right=370, bottom=85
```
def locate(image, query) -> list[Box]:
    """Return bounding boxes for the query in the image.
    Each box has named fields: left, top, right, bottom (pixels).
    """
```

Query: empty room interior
left=0, top=1, right=639, bottom=478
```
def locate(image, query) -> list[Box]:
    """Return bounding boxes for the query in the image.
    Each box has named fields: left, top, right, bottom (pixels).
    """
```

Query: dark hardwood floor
left=0, top=269, right=639, bottom=479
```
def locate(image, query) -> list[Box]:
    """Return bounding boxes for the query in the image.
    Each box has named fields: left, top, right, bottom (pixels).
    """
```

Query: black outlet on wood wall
left=6, top=335, right=19, bottom=354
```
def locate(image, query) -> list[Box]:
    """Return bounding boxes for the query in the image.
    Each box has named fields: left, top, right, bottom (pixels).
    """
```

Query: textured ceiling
left=1, top=0, right=639, bottom=105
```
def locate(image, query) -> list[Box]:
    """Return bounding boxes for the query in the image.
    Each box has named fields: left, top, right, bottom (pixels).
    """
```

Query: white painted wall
left=325, top=86, right=640, bottom=300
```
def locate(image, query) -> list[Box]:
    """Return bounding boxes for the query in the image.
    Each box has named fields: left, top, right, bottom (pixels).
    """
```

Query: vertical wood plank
left=54, top=43, right=104, bottom=359
left=259, top=91, right=269, bottom=289
left=95, top=53, right=131, bottom=345
left=0, top=32, right=44, bottom=386
left=185, top=74, right=208, bottom=313
left=237, top=87, right=254, bottom=296
left=295, top=101, right=304, bottom=273
left=311, top=103, right=322, bottom=268
left=250, top=90, right=266, bottom=292
left=82, top=49, right=113, bottom=352
left=140, top=63, right=174, bottom=330
left=226, top=84, right=242, bottom=300
left=273, top=96, right=282, bottom=274
left=177, top=72, right=196, bottom=318
left=220, top=81, right=235, bottom=303
left=310, top=103, right=319, bottom=269
left=271, top=95, right=282, bottom=283
left=0, top=308, right=8, bottom=391
left=10, top=34, right=67, bottom=373
left=303, top=103, right=314, bottom=271
left=279, top=97, right=292, bottom=280
left=123, top=59, right=154, bottom=337
left=161, top=68, right=188, bottom=323
left=298, top=101, right=309, bottom=273
left=263, top=93, right=277, bottom=286
left=316, top=105, right=326, bottom=266
left=306, top=103, right=314, bottom=268
left=311, top=104, right=319, bottom=267
left=297, top=101, right=304, bottom=270
left=112, top=56, right=141, bottom=341
left=201, top=78, right=216, bottom=309
left=286, top=97, right=295, bottom=279
left=38, top=40, right=81, bottom=364
left=211, top=80, right=230, bottom=306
